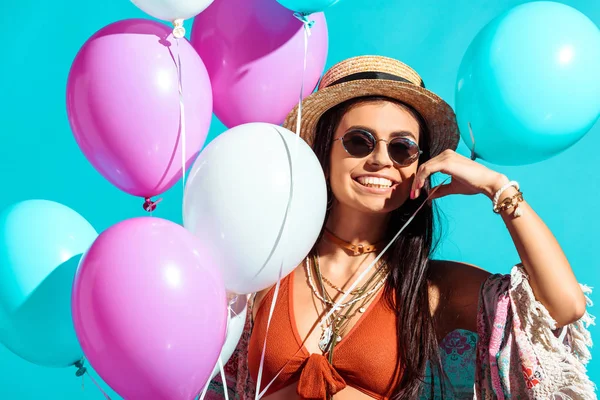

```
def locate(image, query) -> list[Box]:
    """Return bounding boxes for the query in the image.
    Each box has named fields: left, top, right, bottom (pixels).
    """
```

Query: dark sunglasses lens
left=342, top=131, right=374, bottom=158
left=389, top=138, right=420, bottom=165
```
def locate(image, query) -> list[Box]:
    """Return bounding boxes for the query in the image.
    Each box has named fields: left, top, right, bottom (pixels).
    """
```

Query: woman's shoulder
left=428, top=259, right=492, bottom=286
left=427, top=259, right=492, bottom=334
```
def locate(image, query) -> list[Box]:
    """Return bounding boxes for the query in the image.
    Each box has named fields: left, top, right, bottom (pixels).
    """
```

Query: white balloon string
left=225, top=301, right=232, bottom=338
left=256, top=20, right=311, bottom=399
left=174, top=37, right=187, bottom=197
left=197, top=362, right=216, bottom=400
left=253, top=264, right=284, bottom=400
left=295, top=16, right=311, bottom=139
left=198, top=379, right=210, bottom=400
left=316, top=177, right=451, bottom=328
left=254, top=126, right=296, bottom=399
left=251, top=17, right=310, bottom=279
left=197, top=353, right=221, bottom=400
left=198, top=301, right=235, bottom=400
left=292, top=13, right=313, bottom=172
left=251, top=17, right=314, bottom=399
left=218, top=356, right=230, bottom=400
left=258, top=177, right=450, bottom=398
left=251, top=127, right=297, bottom=281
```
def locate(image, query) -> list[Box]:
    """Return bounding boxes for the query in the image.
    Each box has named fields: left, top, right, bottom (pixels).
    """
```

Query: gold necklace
left=306, top=254, right=387, bottom=353
left=320, top=261, right=387, bottom=296
left=304, top=257, right=385, bottom=309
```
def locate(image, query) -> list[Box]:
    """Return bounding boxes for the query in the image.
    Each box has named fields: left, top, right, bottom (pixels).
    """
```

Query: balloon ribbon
left=257, top=178, right=451, bottom=398
left=254, top=14, right=314, bottom=400
left=174, top=34, right=187, bottom=198
left=75, top=359, right=112, bottom=399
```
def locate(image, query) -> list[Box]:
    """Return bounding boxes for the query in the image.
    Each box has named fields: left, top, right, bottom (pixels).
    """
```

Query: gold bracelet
left=493, top=191, right=524, bottom=217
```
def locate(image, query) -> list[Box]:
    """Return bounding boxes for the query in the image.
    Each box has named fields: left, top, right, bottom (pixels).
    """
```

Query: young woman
left=208, top=56, right=594, bottom=399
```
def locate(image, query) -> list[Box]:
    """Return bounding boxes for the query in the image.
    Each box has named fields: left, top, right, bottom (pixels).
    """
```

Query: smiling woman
left=327, top=100, right=423, bottom=214
left=206, top=55, right=594, bottom=400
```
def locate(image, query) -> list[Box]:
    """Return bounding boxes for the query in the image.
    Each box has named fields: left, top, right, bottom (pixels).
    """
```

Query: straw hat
left=283, top=55, right=460, bottom=158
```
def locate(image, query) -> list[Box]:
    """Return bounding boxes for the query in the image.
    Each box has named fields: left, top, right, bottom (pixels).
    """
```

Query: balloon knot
left=172, top=18, right=186, bottom=39
left=74, top=359, right=87, bottom=377
left=227, top=292, right=239, bottom=307
left=293, top=12, right=315, bottom=29
left=143, top=197, right=163, bottom=212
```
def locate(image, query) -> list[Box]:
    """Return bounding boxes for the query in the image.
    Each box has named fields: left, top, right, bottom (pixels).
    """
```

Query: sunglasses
left=334, top=129, right=423, bottom=167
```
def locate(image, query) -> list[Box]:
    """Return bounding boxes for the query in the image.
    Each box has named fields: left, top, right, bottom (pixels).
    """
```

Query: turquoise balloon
left=455, top=1, right=600, bottom=165
left=276, top=0, right=340, bottom=14
left=0, top=200, right=98, bottom=367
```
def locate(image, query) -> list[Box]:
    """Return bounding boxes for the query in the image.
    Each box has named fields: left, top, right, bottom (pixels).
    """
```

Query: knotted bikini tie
left=297, top=353, right=347, bottom=399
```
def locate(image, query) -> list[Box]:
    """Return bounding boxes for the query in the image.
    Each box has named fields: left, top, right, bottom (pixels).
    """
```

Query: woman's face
left=328, top=101, right=421, bottom=215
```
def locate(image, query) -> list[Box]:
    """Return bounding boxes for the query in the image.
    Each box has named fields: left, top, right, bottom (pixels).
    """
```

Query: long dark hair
left=311, top=96, right=447, bottom=399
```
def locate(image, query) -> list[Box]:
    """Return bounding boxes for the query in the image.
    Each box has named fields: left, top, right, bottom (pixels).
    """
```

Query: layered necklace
left=305, top=229, right=389, bottom=356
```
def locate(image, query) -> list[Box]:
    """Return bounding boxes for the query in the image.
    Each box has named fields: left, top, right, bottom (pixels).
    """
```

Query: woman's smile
left=352, top=174, right=399, bottom=194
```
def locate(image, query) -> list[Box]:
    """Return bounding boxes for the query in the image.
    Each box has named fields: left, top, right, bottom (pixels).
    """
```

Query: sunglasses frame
left=334, top=129, right=423, bottom=167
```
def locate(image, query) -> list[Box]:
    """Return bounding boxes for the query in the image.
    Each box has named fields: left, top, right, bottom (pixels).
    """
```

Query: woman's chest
left=291, top=265, right=396, bottom=355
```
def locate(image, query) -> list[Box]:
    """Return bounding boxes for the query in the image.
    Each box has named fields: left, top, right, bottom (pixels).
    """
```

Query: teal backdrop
left=0, top=0, right=598, bottom=398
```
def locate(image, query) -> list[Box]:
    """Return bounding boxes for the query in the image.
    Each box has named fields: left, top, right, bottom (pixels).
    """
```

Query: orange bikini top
left=248, top=272, right=402, bottom=400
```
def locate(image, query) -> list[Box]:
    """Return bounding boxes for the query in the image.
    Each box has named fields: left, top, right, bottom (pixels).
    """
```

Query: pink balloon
left=190, top=0, right=328, bottom=128
left=67, top=19, right=213, bottom=198
left=72, top=217, right=227, bottom=400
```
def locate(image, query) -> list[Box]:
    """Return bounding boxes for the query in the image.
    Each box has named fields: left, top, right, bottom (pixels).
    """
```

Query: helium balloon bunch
left=2, top=0, right=337, bottom=398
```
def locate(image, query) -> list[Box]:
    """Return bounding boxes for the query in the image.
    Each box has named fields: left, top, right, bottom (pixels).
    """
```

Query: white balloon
left=131, top=0, right=214, bottom=22
left=183, top=122, right=327, bottom=294
left=210, top=295, right=248, bottom=381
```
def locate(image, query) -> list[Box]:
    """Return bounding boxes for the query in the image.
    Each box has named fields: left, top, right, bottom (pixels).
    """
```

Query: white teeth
left=356, top=176, right=393, bottom=188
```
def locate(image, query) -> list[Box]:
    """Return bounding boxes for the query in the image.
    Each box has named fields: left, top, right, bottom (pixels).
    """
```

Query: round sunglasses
left=334, top=129, right=422, bottom=167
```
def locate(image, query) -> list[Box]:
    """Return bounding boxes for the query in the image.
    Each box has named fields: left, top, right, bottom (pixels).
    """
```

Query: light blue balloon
left=0, top=200, right=98, bottom=367
left=276, top=0, right=340, bottom=15
left=455, top=1, right=600, bottom=166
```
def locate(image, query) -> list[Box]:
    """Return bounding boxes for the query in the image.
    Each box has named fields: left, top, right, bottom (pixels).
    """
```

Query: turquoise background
left=0, top=0, right=598, bottom=398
